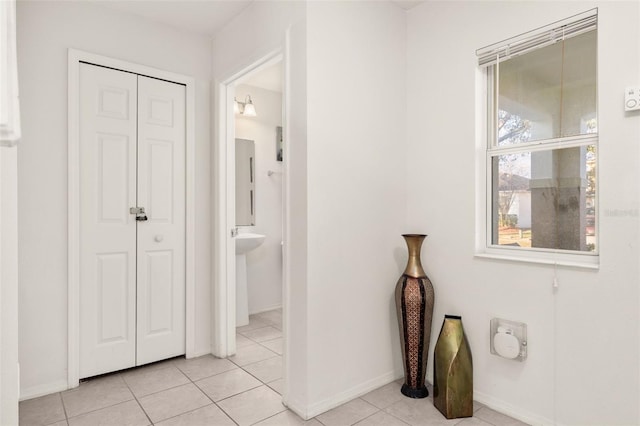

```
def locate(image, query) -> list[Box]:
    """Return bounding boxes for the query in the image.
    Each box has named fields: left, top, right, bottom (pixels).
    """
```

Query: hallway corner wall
left=16, top=0, right=212, bottom=398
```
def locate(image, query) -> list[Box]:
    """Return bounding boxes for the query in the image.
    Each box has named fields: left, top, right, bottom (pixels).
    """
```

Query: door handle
left=130, top=207, right=147, bottom=222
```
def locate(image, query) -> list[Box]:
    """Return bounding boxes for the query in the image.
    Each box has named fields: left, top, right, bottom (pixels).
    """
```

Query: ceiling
left=390, top=0, right=425, bottom=10
left=90, top=0, right=425, bottom=39
left=91, top=0, right=253, bottom=38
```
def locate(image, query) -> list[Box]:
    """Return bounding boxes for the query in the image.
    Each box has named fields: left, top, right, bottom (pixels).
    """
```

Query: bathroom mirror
left=236, top=138, right=255, bottom=226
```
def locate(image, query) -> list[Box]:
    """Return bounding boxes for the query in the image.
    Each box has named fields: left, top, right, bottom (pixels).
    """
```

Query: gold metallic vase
left=394, top=234, right=435, bottom=398
left=433, top=315, right=473, bottom=419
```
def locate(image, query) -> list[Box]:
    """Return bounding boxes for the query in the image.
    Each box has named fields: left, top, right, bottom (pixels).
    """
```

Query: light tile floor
left=20, top=309, right=528, bottom=426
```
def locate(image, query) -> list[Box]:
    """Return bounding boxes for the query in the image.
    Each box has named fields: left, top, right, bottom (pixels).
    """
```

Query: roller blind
left=476, top=9, right=597, bottom=67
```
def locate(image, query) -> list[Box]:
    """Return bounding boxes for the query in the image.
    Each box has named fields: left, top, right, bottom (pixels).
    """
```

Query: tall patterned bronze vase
left=395, top=234, right=435, bottom=398
left=433, top=315, right=473, bottom=419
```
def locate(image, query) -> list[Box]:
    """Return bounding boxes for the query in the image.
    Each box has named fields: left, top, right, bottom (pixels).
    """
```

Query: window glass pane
left=560, top=30, right=597, bottom=137
left=497, top=30, right=596, bottom=146
left=491, top=145, right=596, bottom=252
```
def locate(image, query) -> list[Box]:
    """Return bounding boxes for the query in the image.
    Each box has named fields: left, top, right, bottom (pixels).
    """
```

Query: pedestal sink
left=235, top=233, right=265, bottom=327
left=236, top=233, right=266, bottom=255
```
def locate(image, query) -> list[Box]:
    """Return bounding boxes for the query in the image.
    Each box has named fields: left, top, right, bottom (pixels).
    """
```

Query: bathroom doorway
left=212, top=51, right=286, bottom=378
left=232, top=60, right=285, bottom=388
left=234, top=61, right=284, bottom=322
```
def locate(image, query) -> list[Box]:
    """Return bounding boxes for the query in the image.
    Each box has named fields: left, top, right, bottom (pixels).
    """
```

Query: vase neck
left=403, top=234, right=427, bottom=278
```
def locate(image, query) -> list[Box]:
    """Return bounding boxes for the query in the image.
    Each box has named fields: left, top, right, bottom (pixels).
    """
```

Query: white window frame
left=475, top=10, right=599, bottom=269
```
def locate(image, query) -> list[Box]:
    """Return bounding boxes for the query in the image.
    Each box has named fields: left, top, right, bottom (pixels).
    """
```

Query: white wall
left=304, top=1, right=407, bottom=414
left=1, top=146, right=19, bottom=425
left=407, top=2, right=640, bottom=425
left=214, top=1, right=407, bottom=418
left=16, top=1, right=212, bottom=398
left=235, top=84, right=284, bottom=314
left=210, top=0, right=309, bottom=413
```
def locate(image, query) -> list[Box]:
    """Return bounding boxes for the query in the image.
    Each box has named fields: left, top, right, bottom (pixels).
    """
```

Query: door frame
left=212, top=49, right=285, bottom=358
left=67, top=49, right=197, bottom=388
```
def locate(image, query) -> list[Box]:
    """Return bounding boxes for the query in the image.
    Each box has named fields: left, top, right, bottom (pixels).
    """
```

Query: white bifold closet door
left=79, top=63, right=186, bottom=379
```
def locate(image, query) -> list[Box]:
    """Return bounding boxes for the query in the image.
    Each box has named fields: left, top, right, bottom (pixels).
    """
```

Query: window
left=477, top=10, right=598, bottom=266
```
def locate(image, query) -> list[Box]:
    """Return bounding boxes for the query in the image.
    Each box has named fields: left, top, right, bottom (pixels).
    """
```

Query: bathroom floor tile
left=253, top=310, right=283, bottom=327
left=267, top=378, right=284, bottom=395
left=236, top=333, right=254, bottom=348
left=237, top=317, right=269, bottom=333
left=154, top=404, right=236, bottom=426
left=316, top=398, right=378, bottom=426
left=229, top=343, right=278, bottom=366
left=122, top=365, right=189, bottom=398
left=195, top=368, right=262, bottom=401
left=242, top=356, right=282, bottom=383
left=217, top=385, right=286, bottom=426
left=240, top=326, right=282, bottom=343
left=19, top=393, right=66, bottom=426
left=137, top=383, right=211, bottom=424
left=66, top=400, right=149, bottom=426
left=260, top=337, right=283, bottom=354
left=61, top=374, right=134, bottom=418
left=173, top=354, right=237, bottom=381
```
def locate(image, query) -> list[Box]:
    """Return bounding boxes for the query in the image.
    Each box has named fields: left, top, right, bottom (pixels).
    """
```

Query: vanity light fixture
left=234, top=94, right=257, bottom=117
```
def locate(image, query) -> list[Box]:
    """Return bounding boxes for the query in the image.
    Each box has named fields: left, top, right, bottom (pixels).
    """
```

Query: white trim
left=474, top=389, right=558, bottom=426
left=0, top=0, right=21, bottom=146
left=302, top=371, right=399, bottom=420
left=474, top=251, right=599, bottom=270
left=19, top=380, right=68, bottom=402
left=250, top=304, right=283, bottom=315
left=184, top=72, right=196, bottom=360
left=212, top=49, right=284, bottom=361
left=211, top=81, right=229, bottom=357
left=210, top=81, right=237, bottom=358
left=67, top=49, right=197, bottom=389
left=281, top=28, right=292, bottom=408
left=488, top=134, right=598, bottom=156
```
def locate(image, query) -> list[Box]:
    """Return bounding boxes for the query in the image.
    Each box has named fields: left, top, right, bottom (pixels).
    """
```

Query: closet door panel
left=135, top=75, right=186, bottom=365
left=79, top=64, right=137, bottom=379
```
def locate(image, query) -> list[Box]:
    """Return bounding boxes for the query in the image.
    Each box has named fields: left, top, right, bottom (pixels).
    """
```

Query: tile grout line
left=189, top=368, right=261, bottom=406
left=57, top=391, right=69, bottom=424
left=119, top=372, right=155, bottom=426
left=61, top=374, right=142, bottom=423
left=380, top=406, right=411, bottom=425
left=350, top=408, right=384, bottom=426
left=28, top=312, right=285, bottom=426
left=177, top=357, right=240, bottom=426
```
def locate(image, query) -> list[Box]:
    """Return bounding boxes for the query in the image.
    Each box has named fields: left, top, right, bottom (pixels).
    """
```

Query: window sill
left=474, top=249, right=599, bottom=270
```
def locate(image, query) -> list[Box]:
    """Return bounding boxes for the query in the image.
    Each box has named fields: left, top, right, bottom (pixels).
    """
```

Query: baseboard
left=20, top=379, right=69, bottom=401
left=250, top=304, right=282, bottom=315
left=474, top=389, right=556, bottom=426
left=283, top=394, right=309, bottom=420
left=305, top=370, right=399, bottom=419
left=187, top=349, right=213, bottom=359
